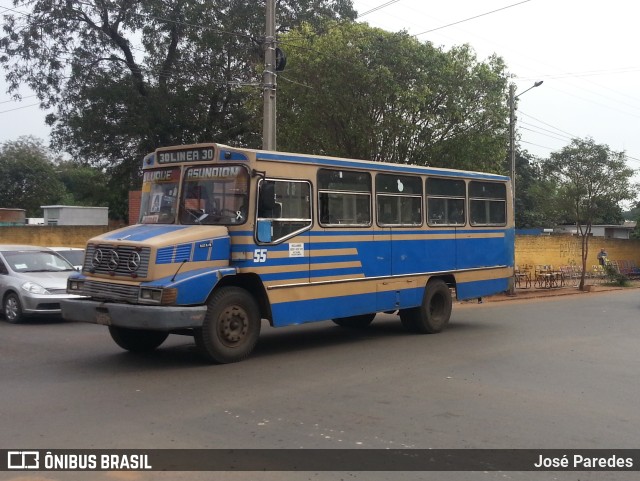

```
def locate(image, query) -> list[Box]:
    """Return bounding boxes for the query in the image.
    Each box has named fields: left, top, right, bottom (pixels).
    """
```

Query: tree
left=514, top=150, right=558, bottom=228
left=274, top=22, right=510, bottom=172
left=0, top=136, right=67, bottom=216
left=56, top=162, right=108, bottom=205
left=1, top=1, right=356, bottom=194
left=544, top=138, right=636, bottom=290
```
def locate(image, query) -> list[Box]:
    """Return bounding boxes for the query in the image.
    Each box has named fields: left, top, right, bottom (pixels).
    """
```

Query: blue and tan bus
left=61, top=143, right=514, bottom=363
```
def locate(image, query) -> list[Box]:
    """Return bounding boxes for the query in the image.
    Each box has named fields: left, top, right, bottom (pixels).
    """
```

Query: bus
left=61, top=143, right=514, bottom=363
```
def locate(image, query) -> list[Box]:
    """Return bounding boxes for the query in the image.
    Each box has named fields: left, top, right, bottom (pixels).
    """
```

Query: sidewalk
left=480, top=279, right=640, bottom=303
left=459, top=280, right=640, bottom=304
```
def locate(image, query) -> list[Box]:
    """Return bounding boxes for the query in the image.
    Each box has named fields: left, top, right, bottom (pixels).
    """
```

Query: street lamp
left=509, top=80, right=543, bottom=210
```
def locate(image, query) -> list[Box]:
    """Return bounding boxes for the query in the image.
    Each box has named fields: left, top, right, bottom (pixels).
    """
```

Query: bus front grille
left=81, top=280, right=140, bottom=303
left=83, top=244, right=150, bottom=278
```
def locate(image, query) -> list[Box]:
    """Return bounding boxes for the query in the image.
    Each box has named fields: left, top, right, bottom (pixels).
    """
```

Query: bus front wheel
left=400, top=279, right=452, bottom=333
left=195, top=287, right=261, bottom=364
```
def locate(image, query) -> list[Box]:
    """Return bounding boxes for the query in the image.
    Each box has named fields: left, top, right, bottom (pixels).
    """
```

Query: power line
left=413, top=0, right=533, bottom=37
left=521, top=66, right=640, bottom=81
left=0, top=102, right=41, bottom=114
left=357, top=0, right=401, bottom=18
left=519, top=124, right=572, bottom=144
left=518, top=111, right=580, bottom=139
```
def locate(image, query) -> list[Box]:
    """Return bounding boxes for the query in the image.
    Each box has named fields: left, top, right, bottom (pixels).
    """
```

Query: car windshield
left=4, top=250, right=75, bottom=272
left=56, top=250, right=85, bottom=267
left=139, top=167, right=180, bottom=224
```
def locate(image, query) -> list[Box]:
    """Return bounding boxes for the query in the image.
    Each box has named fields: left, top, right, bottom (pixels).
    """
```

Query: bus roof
left=149, top=142, right=510, bottom=182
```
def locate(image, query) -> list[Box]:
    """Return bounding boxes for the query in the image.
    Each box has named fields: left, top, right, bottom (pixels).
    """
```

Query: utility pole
left=262, top=0, right=277, bottom=151
left=508, top=80, right=542, bottom=296
left=509, top=83, right=516, bottom=210
left=509, top=80, right=543, bottom=214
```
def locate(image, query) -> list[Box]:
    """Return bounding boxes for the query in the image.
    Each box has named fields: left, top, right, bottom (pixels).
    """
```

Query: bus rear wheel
left=194, top=287, right=261, bottom=364
left=333, top=313, right=376, bottom=328
left=400, top=279, right=452, bottom=333
left=108, top=326, right=169, bottom=352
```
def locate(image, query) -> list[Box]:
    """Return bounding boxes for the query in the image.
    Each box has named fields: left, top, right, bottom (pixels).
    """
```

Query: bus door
left=376, top=174, right=423, bottom=309
left=425, top=177, right=466, bottom=271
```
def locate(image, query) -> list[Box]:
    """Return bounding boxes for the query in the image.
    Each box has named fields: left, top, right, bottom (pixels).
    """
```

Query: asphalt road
left=1, top=289, right=639, bottom=481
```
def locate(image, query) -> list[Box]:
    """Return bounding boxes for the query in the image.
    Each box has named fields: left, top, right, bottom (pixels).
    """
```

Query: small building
left=554, top=222, right=636, bottom=239
left=0, top=208, right=26, bottom=226
left=41, top=205, right=109, bottom=226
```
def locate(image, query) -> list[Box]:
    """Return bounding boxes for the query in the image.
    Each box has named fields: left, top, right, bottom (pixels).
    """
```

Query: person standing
left=597, top=247, right=608, bottom=266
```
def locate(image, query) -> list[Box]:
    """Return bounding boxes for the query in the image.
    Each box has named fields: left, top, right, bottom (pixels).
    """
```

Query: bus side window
left=256, top=179, right=312, bottom=244
left=258, top=181, right=281, bottom=218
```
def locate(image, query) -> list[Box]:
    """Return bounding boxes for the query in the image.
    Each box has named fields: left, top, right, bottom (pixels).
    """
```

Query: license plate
left=95, top=311, right=112, bottom=325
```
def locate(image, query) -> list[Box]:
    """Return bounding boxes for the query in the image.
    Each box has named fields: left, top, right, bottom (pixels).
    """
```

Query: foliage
left=514, top=150, right=561, bottom=228
left=543, top=137, right=636, bottom=289
left=0, top=136, right=66, bottom=216
left=603, top=264, right=630, bottom=287
left=274, top=22, right=510, bottom=172
left=0, top=0, right=356, bottom=195
left=626, top=201, right=640, bottom=239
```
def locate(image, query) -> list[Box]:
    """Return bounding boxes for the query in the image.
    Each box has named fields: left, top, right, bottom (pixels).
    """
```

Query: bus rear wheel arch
left=399, top=278, right=452, bottom=333
left=194, top=286, right=261, bottom=364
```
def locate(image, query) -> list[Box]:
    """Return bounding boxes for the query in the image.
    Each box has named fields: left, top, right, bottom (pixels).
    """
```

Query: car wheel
left=3, top=293, right=24, bottom=324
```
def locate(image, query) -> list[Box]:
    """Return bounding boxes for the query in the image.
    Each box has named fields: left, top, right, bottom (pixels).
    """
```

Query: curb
left=480, top=283, right=640, bottom=303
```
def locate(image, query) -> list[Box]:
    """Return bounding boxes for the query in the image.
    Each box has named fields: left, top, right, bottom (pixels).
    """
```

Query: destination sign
left=142, top=167, right=180, bottom=183
left=157, top=147, right=215, bottom=164
left=186, top=166, right=242, bottom=180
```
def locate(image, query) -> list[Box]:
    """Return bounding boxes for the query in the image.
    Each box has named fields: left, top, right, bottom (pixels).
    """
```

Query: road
left=1, top=289, right=639, bottom=481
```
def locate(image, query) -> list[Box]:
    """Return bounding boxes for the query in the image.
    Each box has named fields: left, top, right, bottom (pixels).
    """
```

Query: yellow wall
left=0, top=226, right=110, bottom=248
left=515, top=235, right=640, bottom=269
left=2, top=227, right=639, bottom=269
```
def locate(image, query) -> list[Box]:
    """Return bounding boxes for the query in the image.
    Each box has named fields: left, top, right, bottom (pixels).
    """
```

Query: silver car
left=47, top=247, right=86, bottom=270
left=0, top=245, right=83, bottom=323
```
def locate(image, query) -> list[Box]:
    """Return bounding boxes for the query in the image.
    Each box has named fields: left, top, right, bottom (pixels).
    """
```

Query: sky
left=350, top=0, right=640, bottom=171
left=1, top=0, right=639, bottom=177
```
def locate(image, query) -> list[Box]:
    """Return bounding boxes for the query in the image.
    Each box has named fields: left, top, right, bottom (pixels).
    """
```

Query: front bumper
left=60, top=299, right=208, bottom=331
left=21, top=293, right=85, bottom=316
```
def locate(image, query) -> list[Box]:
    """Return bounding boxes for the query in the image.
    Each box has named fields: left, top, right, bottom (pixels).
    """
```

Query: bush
left=604, top=264, right=630, bottom=287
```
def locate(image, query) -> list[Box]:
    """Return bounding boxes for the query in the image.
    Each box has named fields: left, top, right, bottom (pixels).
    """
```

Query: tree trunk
left=579, top=223, right=592, bottom=291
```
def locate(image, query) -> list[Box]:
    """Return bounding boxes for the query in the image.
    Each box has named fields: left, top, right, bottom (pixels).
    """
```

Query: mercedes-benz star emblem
left=108, top=250, right=120, bottom=271
left=92, top=249, right=104, bottom=268
left=127, top=252, right=141, bottom=272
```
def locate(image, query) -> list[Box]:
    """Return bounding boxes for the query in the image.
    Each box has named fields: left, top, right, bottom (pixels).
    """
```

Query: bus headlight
left=139, top=288, right=177, bottom=305
left=139, top=288, right=162, bottom=303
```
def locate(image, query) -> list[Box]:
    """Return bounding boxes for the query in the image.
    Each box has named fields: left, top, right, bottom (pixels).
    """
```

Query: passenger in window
left=450, top=207, right=464, bottom=225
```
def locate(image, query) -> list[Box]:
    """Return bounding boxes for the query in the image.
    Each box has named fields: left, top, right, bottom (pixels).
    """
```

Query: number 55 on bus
left=61, top=143, right=514, bottom=363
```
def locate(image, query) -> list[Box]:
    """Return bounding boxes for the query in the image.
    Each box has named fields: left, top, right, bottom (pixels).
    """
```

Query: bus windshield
left=139, top=167, right=180, bottom=224
left=180, top=164, right=250, bottom=225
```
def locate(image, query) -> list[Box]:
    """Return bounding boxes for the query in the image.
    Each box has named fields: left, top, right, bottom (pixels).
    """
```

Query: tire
left=400, top=279, right=452, bottom=333
left=333, top=313, right=376, bottom=328
left=108, top=326, right=169, bottom=352
left=3, top=293, right=24, bottom=324
left=194, top=287, right=261, bottom=364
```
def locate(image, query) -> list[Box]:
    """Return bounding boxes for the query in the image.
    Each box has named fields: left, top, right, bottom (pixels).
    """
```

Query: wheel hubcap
left=218, top=306, right=248, bottom=346
left=5, top=298, right=18, bottom=321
